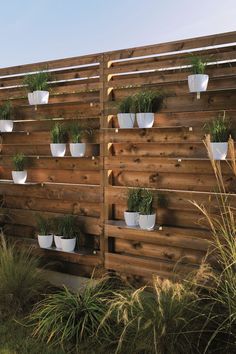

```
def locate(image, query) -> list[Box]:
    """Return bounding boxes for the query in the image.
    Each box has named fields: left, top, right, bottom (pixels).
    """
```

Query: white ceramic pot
left=61, top=238, right=76, bottom=252
left=54, top=235, right=62, bottom=249
left=28, top=91, right=49, bottom=105
left=0, top=120, right=13, bottom=132
left=117, top=113, right=135, bottom=128
left=139, top=213, right=156, bottom=230
left=210, top=142, right=228, bottom=160
left=38, top=234, right=53, bottom=249
left=188, top=74, right=209, bottom=93
left=50, top=143, right=66, bottom=157
left=124, top=211, right=139, bottom=227
left=12, top=170, right=27, bottom=184
left=136, top=113, right=154, bottom=128
left=69, top=143, right=86, bottom=157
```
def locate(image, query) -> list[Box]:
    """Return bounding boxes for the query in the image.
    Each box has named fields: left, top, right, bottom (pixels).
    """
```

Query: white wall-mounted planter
left=12, top=170, right=27, bottom=184
left=28, top=91, right=49, bottom=105
left=136, top=113, right=154, bottom=128
left=117, top=113, right=135, bottom=128
left=61, top=238, right=76, bottom=252
left=124, top=211, right=140, bottom=227
left=38, top=234, right=53, bottom=249
left=54, top=235, right=62, bottom=249
left=50, top=143, right=66, bottom=157
left=69, top=143, right=86, bottom=157
left=0, top=120, right=13, bottom=132
left=139, top=213, right=156, bottom=230
left=209, top=142, right=228, bottom=160
left=188, top=74, right=209, bottom=93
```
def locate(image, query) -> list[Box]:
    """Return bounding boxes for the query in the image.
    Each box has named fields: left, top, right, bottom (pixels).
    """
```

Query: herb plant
left=23, top=71, right=51, bottom=92
left=36, top=215, right=52, bottom=235
left=50, top=123, right=67, bottom=143
left=127, top=188, right=142, bottom=212
left=139, top=189, right=154, bottom=215
left=118, top=96, right=135, bottom=113
left=190, top=56, right=207, bottom=75
left=12, top=153, right=26, bottom=171
left=134, top=90, right=163, bottom=113
left=69, top=122, right=84, bottom=143
left=54, top=215, right=80, bottom=240
left=0, top=101, right=14, bottom=120
left=204, top=111, right=231, bottom=142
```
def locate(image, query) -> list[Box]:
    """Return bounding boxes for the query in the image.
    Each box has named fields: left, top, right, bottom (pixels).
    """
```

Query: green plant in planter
left=69, top=122, right=84, bottom=143
left=189, top=56, right=207, bottom=75
left=134, top=90, right=163, bottom=113
left=139, top=189, right=154, bottom=215
left=23, top=71, right=51, bottom=92
left=55, top=215, right=80, bottom=239
left=127, top=188, right=142, bottom=212
left=0, top=101, right=14, bottom=120
left=50, top=123, right=68, bottom=143
left=36, top=215, right=52, bottom=235
left=12, top=153, right=26, bottom=171
left=203, top=111, right=232, bottom=142
left=118, top=96, right=135, bottom=113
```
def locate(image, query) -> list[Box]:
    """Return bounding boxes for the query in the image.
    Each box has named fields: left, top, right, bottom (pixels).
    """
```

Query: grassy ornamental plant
left=54, top=215, right=80, bottom=239
left=139, top=189, right=154, bottom=215
left=50, top=123, right=68, bottom=144
left=36, top=215, right=52, bottom=235
left=134, top=90, right=163, bottom=113
left=69, top=122, right=84, bottom=143
left=189, top=56, right=207, bottom=75
left=203, top=110, right=232, bottom=142
left=127, top=188, right=142, bottom=212
left=12, top=153, right=26, bottom=171
left=23, top=71, right=51, bottom=92
left=0, top=101, right=14, bottom=120
left=117, top=96, right=135, bottom=113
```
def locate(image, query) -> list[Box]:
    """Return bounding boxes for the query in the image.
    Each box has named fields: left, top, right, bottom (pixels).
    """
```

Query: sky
left=1, top=0, right=236, bottom=67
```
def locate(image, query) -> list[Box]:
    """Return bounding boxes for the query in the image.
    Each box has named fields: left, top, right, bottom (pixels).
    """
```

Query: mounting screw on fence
left=159, top=226, right=163, bottom=231
left=115, top=128, right=119, bottom=133
left=93, top=250, right=97, bottom=255
left=27, top=131, right=30, bottom=135
left=178, top=158, right=182, bottom=162
left=41, top=183, right=44, bottom=187
left=92, top=156, right=95, bottom=160
left=90, top=102, right=93, bottom=107
left=37, top=156, right=39, bottom=159
left=189, top=127, right=193, bottom=131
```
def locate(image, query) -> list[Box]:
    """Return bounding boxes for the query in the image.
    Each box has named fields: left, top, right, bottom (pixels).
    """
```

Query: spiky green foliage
left=117, top=96, right=135, bottom=113
left=69, top=122, right=84, bottom=143
left=190, top=56, right=207, bottom=75
left=23, top=71, right=51, bottom=92
left=12, top=153, right=26, bottom=171
left=0, top=101, right=14, bottom=120
left=0, top=234, right=47, bottom=317
left=127, top=188, right=142, bottom=212
left=204, top=111, right=232, bottom=142
left=53, top=215, right=80, bottom=240
left=139, top=189, right=154, bottom=215
left=30, top=276, right=116, bottom=352
left=134, top=90, right=163, bottom=113
left=50, top=123, right=68, bottom=143
left=36, top=215, right=52, bottom=235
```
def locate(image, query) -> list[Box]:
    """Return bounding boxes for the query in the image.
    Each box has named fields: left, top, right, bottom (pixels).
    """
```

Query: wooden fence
left=0, top=31, right=236, bottom=282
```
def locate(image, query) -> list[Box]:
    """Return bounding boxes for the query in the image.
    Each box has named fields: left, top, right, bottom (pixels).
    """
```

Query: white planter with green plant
left=138, top=189, right=156, bottom=230
left=12, top=154, right=27, bottom=184
left=36, top=215, right=53, bottom=249
left=117, top=96, right=136, bottom=128
left=124, top=188, right=142, bottom=227
left=23, top=71, right=51, bottom=107
left=188, top=56, right=209, bottom=97
left=69, top=123, right=86, bottom=157
left=54, top=215, right=79, bottom=252
left=50, top=123, right=67, bottom=157
left=204, top=111, right=231, bottom=160
left=0, top=101, right=14, bottom=132
left=134, top=91, right=163, bottom=128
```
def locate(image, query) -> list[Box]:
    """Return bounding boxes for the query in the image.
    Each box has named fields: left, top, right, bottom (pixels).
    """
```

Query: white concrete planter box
left=124, top=211, right=140, bottom=227
left=0, top=120, right=13, bottom=132
left=54, top=235, right=62, bottom=249
left=38, top=234, right=53, bottom=249
left=50, top=143, right=66, bottom=157
left=12, top=170, right=27, bottom=184
left=69, top=143, right=86, bottom=157
left=210, top=142, right=228, bottom=160
left=28, top=90, right=49, bottom=105
left=188, top=74, right=209, bottom=93
left=117, top=113, right=135, bottom=128
left=136, top=113, right=154, bottom=128
left=139, top=213, right=156, bottom=230
left=61, top=238, right=76, bottom=252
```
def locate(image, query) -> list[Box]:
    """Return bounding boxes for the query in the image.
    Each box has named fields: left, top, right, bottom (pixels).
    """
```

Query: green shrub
left=0, top=234, right=47, bottom=317
left=139, top=189, right=154, bottom=215
left=12, top=153, right=26, bottom=171
left=127, top=188, right=142, bottom=212
left=23, top=71, right=51, bottom=92
left=69, top=122, right=84, bottom=143
left=203, top=111, right=232, bottom=142
left=50, top=123, right=68, bottom=143
left=117, top=96, right=135, bottom=113
left=189, top=56, right=207, bottom=75
left=53, top=215, right=80, bottom=240
left=133, top=90, right=163, bottom=113
left=0, top=101, right=14, bottom=120
left=36, top=215, right=52, bottom=235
